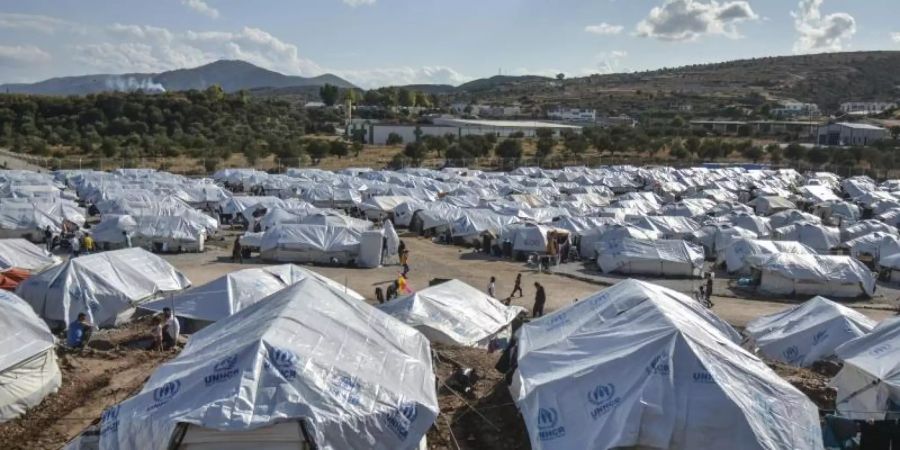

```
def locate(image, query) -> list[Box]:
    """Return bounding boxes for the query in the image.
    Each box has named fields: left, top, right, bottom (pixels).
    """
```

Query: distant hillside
left=0, top=60, right=356, bottom=96
left=448, top=51, right=900, bottom=113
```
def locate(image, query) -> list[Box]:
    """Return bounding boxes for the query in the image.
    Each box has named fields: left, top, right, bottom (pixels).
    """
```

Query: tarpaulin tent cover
left=260, top=224, right=362, bottom=254
left=0, top=290, right=61, bottom=423
left=751, top=253, right=876, bottom=298
left=719, top=238, right=815, bottom=274
left=511, top=279, right=821, bottom=450
left=596, top=238, right=704, bottom=277
left=831, top=318, right=900, bottom=420
left=0, top=238, right=57, bottom=271
left=16, top=248, right=191, bottom=328
left=140, top=264, right=364, bottom=323
left=378, top=279, right=525, bottom=349
left=99, top=277, right=438, bottom=450
left=744, top=296, right=876, bottom=367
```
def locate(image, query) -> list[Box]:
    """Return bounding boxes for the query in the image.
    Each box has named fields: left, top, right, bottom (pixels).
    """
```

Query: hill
left=0, top=60, right=356, bottom=96
left=447, top=51, right=900, bottom=113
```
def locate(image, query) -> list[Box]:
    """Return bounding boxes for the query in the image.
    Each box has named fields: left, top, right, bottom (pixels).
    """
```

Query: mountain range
left=0, top=60, right=357, bottom=96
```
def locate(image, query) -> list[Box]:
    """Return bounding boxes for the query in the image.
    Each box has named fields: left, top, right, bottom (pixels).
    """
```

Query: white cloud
left=0, top=13, right=72, bottom=33
left=889, top=32, right=900, bottom=43
left=792, top=0, right=855, bottom=53
left=581, top=50, right=629, bottom=75
left=636, top=0, right=758, bottom=41
left=585, top=23, right=624, bottom=35
left=342, top=0, right=375, bottom=6
left=335, top=66, right=471, bottom=89
left=181, top=0, right=220, bottom=19
left=0, top=45, right=51, bottom=65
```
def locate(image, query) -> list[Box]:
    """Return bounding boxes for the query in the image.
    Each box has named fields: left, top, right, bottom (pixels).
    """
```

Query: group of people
left=45, top=225, right=98, bottom=257
left=66, top=308, right=180, bottom=351
left=489, top=273, right=546, bottom=318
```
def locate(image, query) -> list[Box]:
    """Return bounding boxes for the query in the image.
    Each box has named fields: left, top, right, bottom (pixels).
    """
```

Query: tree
left=319, top=84, right=340, bottom=106
left=306, top=140, right=329, bottom=164
left=784, top=143, right=807, bottom=163
left=670, top=142, right=690, bottom=160
left=101, top=137, right=119, bottom=158
left=805, top=147, right=830, bottom=166
left=329, top=140, right=348, bottom=159
left=414, top=92, right=431, bottom=108
left=536, top=134, right=555, bottom=159
left=403, top=141, right=427, bottom=165
left=352, top=141, right=363, bottom=157
left=398, top=89, right=415, bottom=108
left=495, top=138, right=523, bottom=160
left=741, top=146, right=764, bottom=162
left=685, top=136, right=701, bottom=155
left=670, top=116, right=686, bottom=128
left=556, top=73, right=565, bottom=81
left=386, top=133, right=403, bottom=145
left=767, top=144, right=783, bottom=164
left=564, top=134, right=589, bottom=157
left=423, top=135, right=448, bottom=157
left=444, top=144, right=472, bottom=161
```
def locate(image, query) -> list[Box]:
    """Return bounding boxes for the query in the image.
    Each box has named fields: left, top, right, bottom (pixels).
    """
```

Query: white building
left=840, top=102, right=897, bottom=116
left=771, top=101, right=820, bottom=118
left=817, top=122, right=889, bottom=146
left=547, top=107, right=596, bottom=122
left=352, top=118, right=582, bottom=145
left=477, top=105, right=522, bottom=118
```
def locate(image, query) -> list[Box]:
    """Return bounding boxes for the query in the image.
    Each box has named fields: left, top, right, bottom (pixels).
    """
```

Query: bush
left=495, top=138, right=523, bottom=159
left=386, top=132, right=403, bottom=145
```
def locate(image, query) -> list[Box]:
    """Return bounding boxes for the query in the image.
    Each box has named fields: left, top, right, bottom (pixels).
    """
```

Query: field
left=1, top=232, right=895, bottom=449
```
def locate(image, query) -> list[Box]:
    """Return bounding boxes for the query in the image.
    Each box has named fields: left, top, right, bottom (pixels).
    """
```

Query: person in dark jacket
left=532, top=282, right=546, bottom=318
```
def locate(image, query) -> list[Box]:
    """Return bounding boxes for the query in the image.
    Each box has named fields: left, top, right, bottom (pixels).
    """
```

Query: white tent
left=577, top=224, right=655, bottom=260
left=751, top=196, right=796, bottom=215
left=358, top=195, right=416, bottom=220
left=0, top=290, right=61, bottom=423
left=744, top=296, right=876, bottom=367
left=841, top=232, right=900, bottom=262
left=751, top=253, right=876, bottom=298
left=841, top=219, right=898, bottom=243
left=596, top=238, right=704, bottom=277
left=769, top=209, right=821, bottom=229
left=628, top=216, right=700, bottom=239
left=259, top=224, right=383, bottom=268
left=512, top=279, right=821, bottom=450
left=98, top=277, right=438, bottom=450
left=378, top=279, right=525, bottom=349
left=140, top=264, right=364, bottom=326
left=719, top=238, right=815, bottom=275
left=0, top=238, right=58, bottom=271
left=16, top=248, right=191, bottom=328
left=773, top=221, right=840, bottom=253
left=831, top=318, right=900, bottom=420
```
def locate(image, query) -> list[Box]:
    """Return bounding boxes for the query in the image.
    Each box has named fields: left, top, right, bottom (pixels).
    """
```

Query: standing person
left=232, top=235, right=243, bottom=263
left=44, top=226, right=53, bottom=251
left=487, top=276, right=496, bottom=298
left=398, top=240, right=406, bottom=258
left=150, top=316, right=164, bottom=351
left=122, top=231, right=132, bottom=248
left=510, top=273, right=523, bottom=298
left=69, top=234, right=81, bottom=258
left=705, top=273, right=714, bottom=302
left=161, top=307, right=180, bottom=350
left=532, top=282, right=546, bottom=318
left=400, top=249, right=410, bottom=276
left=83, top=233, right=95, bottom=254
left=67, top=313, right=93, bottom=349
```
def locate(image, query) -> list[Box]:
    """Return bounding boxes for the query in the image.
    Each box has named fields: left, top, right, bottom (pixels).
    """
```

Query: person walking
left=122, top=231, right=132, bottom=248
left=510, top=273, right=523, bottom=298
left=487, top=276, right=496, bottom=298
left=83, top=233, right=95, bottom=254
left=705, top=273, right=714, bottom=302
left=532, top=282, right=546, bottom=318
left=44, top=226, right=53, bottom=251
left=69, top=235, right=81, bottom=258
left=161, top=307, right=180, bottom=350
left=232, top=235, right=243, bottom=263
left=399, top=249, right=410, bottom=276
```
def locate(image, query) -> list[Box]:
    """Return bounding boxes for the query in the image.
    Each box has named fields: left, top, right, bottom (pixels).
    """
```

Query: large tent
left=596, top=238, right=704, bottom=277
left=511, top=279, right=821, bottom=450
left=259, top=224, right=383, bottom=267
left=831, top=318, right=900, bottom=420
left=719, top=238, right=815, bottom=275
left=139, top=264, right=363, bottom=328
left=744, top=296, right=877, bottom=367
left=16, top=248, right=191, bottom=328
left=99, top=277, right=438, bottom=450
left=378, top=279, right=525, bottom=349
left=750, top=253, right=876, bottom=298
left=0, top=290, right=61, bottom=423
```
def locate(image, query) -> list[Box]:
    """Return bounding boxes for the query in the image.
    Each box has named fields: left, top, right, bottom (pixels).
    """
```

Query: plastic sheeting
left=596, top=238, right=704, bottom=277
left=719, top=239, right=815, bottom=274
left=773, top=222, right=840, bottom=253
left=99, top=277, right=438, bottom=450
left=744, top=296, right=876, bottom=367
left=512, top=279, right=821, bottom=450
left=139, top=264, right=364, bottom=323
left=0, top=290, right=61, bottom=423
left=16, top=248, right=191, bottom=328
left=751, top=253, right=876, bottom=298
left=378, top=279, right=525, bottom=349
left=0, top=238, right=57, bottom=271
left=831, top=318, right=900, bottom=420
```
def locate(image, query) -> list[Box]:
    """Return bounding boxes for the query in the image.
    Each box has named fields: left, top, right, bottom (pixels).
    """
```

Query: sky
left=0, top=0, right=898, bottom=88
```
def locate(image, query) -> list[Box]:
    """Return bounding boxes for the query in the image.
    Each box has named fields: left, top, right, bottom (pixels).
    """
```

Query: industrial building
left=817, top=122, right=889, bottom=146
left=351, top=118, right=582, bottom=145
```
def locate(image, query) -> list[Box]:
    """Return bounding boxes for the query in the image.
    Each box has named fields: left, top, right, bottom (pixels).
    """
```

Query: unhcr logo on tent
left=587, top=383, right=621, bottom=419
left=869, top=343, right=892, bottom=358
left=782, top=345, right=805, bottom=365
left=100, top=405, right=119, bottom=436
left=546, top=312, right=569, bottom=331
left=812, top=330, right=829, bottom=346
left=329, top=374, right=362, bottom=406
left=645, top=354, right=670, bottom=376
left=385, top=401, right=418, bottom=441
left=264, top=347, right=299, bottom=380
left=537, top=407, right=565, bottom=441
left=692, top=370, right=715, bottom=384
left=205, top=355, right=240, bottom=386
left=147, top=380, right=181, bottom=411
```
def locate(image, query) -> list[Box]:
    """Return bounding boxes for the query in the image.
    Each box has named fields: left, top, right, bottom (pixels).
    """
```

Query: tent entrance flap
left=169, top=421, right=313, bottom=450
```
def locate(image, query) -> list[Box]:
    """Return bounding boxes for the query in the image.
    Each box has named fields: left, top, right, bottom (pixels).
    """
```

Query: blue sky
left=0, top=0, right=897, bottom=88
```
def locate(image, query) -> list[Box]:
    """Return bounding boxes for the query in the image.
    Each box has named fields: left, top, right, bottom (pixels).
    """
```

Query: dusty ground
left=3, top=234, right=895, bottom=449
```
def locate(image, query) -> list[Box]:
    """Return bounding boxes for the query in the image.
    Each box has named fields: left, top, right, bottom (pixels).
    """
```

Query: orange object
left=0, top=268, right=31, bottom=291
